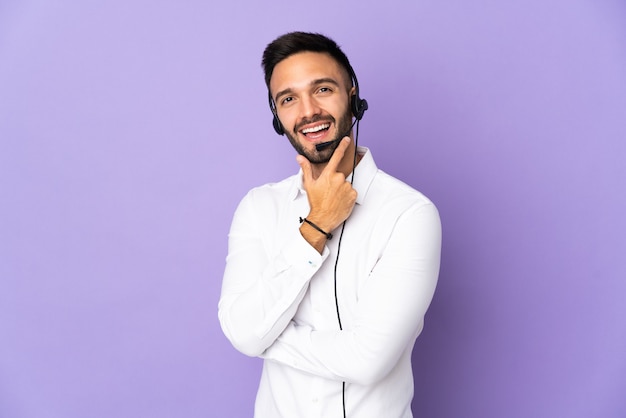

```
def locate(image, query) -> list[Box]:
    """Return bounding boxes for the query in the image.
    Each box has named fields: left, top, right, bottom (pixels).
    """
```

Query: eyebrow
left=274, top=77, right=342, bottom=103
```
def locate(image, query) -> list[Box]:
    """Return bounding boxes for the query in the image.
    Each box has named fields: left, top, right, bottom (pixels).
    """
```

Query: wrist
left=299, top=217, right=333, bottom=240
left=303, top=212, right=335, bottom=233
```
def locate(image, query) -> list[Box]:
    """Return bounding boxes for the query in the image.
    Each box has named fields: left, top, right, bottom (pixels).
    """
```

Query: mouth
left=299, top=122, right=331, bottom=141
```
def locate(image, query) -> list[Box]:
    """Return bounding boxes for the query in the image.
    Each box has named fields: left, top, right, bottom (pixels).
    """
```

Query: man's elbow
left=219, top=315, right=268, bottom=357
left=345, top=363, right=392, bottom=386
left=342, top=354, right=396, bottom=386
left=229, top=335, right=267, bottom=357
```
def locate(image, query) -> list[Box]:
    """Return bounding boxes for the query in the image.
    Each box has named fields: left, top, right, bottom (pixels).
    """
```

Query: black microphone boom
left=315, top=137, right=341, bottom=151
left=315, top=119, right=357, bottom=151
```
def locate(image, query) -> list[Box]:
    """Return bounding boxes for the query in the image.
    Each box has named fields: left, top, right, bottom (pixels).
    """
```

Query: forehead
left=269, top=51, right=350, bottom=96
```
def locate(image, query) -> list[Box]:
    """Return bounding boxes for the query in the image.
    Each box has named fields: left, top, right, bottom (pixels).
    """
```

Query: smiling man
left=219, top=32, right=442, bottom=418
left=271, top=50, right=355, bottom=168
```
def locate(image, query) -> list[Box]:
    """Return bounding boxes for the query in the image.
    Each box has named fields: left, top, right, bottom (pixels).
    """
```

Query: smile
left=301, top=123, right=330, bottom=135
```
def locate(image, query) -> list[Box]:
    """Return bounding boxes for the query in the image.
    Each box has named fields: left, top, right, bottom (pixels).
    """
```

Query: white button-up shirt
left=219, top=148, right=441, bottom=417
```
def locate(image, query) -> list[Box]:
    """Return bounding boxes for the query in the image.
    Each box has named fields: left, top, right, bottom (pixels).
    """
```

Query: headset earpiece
left=269, top=92, right=285, bottom=135
left=351, top=95, right=368, bottom=121
left=349, top=64, right=368, bottom=121
left=272, top=113, right=284, bottom=135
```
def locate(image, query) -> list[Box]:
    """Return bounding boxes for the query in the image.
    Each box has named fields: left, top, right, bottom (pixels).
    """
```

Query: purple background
left=1, top=1, right=625, bottom=417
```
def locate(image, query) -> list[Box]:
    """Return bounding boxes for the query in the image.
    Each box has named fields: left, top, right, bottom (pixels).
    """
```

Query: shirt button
left=312, top=398, right=319, bottom=403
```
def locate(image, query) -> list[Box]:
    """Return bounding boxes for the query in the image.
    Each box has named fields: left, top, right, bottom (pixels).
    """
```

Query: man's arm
left=219, top=138, right=359, bottom=356
left=218, top=190, right=328, bottom=357
left=261, top=203, right=442, bottom=385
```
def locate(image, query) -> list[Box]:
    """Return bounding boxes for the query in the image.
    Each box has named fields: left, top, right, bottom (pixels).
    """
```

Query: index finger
left=324, top=136, right=351, bottom=173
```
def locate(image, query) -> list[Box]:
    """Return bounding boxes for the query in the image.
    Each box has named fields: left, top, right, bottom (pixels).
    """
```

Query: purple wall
left=1, top=1, right=625, bottom=417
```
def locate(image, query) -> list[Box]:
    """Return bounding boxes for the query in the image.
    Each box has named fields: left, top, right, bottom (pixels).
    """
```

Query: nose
left=299, top=94, right=321, bottom=120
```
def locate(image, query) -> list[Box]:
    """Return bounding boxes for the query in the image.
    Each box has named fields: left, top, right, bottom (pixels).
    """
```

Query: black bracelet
left=299, top=217, right=333, bottom=240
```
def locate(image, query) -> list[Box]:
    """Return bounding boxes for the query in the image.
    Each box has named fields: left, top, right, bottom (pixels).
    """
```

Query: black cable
left=332, top=118, right=360, bottom=418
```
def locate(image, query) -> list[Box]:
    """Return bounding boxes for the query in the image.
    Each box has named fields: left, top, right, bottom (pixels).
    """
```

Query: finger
left=324, top=137, right=350, bottom=173
left=296, top=154, right=313, bottom=185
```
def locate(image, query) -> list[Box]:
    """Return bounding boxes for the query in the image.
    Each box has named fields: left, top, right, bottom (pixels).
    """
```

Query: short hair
left=262, top=32, right=354, bottom=91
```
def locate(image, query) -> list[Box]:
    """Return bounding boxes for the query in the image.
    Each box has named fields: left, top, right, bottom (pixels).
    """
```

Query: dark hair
left=262, top=32, right=354, bottom=90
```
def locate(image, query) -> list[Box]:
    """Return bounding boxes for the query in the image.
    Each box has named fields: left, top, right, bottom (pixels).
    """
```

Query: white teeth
left=302, top=123, right=330, bottom=134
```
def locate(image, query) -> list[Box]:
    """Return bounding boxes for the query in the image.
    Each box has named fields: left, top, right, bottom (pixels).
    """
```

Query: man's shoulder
left=371, top=169, right=435, bottom=208
left=241, top=174, right=299, bottom=203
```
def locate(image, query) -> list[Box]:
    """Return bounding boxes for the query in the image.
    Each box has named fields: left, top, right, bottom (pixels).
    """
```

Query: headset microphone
left=315, top=118, right=358, bottom=151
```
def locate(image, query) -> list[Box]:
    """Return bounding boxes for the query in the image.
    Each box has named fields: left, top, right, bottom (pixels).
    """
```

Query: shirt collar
left=291, top=146, right=377, bottom=205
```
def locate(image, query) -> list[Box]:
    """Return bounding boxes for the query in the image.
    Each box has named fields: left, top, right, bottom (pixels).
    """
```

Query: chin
left=303, top=150, right=333, bottom=165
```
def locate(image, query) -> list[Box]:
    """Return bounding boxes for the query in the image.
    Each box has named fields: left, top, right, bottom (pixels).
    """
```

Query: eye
left=318, top=86, right=332, bottom=94
left=280, top=96, right=294, bottom=106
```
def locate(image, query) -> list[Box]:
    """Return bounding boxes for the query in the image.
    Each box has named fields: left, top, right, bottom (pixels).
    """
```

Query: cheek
left=278, top=108, right=298, bottom=124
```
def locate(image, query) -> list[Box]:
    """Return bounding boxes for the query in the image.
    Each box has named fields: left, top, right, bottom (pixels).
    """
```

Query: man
left=218, top=32, right=441, bottom=417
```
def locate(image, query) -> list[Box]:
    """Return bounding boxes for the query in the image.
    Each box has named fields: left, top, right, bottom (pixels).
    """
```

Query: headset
left=268, top=57, right=367, bottom=418
left=268, top=62, right=368, bottom=136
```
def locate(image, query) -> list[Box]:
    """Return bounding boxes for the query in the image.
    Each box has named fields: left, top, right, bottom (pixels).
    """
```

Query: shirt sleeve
left=218, top=189, right=330, bottom=357
left=260, top=203, right=442, bottom=385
